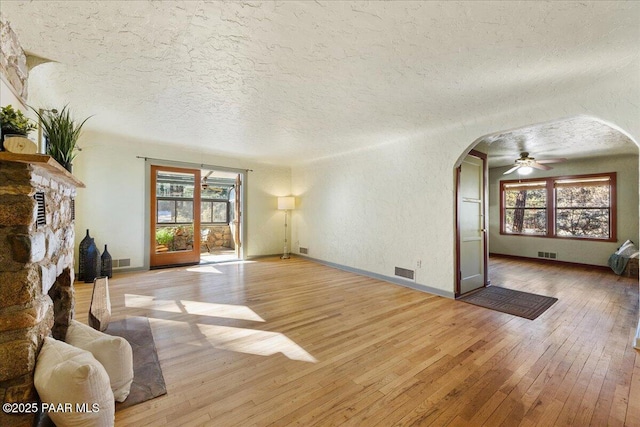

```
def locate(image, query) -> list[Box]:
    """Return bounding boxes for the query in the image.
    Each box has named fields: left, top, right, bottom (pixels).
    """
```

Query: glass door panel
left=151, top=166, right=201, bottom=267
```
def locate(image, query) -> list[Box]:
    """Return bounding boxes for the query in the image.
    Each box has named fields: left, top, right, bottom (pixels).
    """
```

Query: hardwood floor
left=73, top=256, right=640, bottom=426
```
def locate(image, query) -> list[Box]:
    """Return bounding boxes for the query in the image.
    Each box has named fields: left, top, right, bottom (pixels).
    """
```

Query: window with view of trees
left=500, top=172, right=616, bottom=241
left=503, top=181, right=547, bottom=235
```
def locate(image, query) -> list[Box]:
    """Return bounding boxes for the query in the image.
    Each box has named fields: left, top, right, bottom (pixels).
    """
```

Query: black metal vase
left=78, top=229, right=92, bottom=282
left=101, top=244, right=113, bottom=279
left=84, top=240, right=102, bottom=283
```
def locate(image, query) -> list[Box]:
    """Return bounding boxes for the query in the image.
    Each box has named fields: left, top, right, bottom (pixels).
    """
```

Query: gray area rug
left=106, top=316, right=168, bottom=410
left=458, top=286, right=558, bottom=320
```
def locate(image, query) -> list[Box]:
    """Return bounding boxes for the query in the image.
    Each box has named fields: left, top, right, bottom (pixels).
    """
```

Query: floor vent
left=538, top=251, right=557, bottom=259
left=299, top=247, right=308, bottom=254
left=395, top=267, right=415, bottom=280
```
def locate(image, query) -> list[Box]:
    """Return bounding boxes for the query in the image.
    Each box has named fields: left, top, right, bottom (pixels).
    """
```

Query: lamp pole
left=282, top=209, right=290, bottom=259
left=277, top=196, right=295, bottom=260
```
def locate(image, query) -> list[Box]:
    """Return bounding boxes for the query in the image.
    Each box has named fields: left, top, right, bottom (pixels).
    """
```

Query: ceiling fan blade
left=503, top=165, right=521, bottom=175
left=530, top=161, right=552, bottom=171
left=536, top=158, right=567, bottom=164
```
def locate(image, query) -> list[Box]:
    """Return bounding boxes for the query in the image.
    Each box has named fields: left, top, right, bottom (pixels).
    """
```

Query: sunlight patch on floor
left=148, top=317, right=317, bottom=363
left=125, top=294, right=265, bottom=322
left=197, top=323, right=318, bottom=363
left=186, top=265, right=224, bottom=274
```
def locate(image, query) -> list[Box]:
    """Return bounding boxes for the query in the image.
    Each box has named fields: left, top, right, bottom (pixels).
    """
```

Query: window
left=500, top=172, right=616, bottom=241
left=200, top=185, right=232, bottom=224
left=503, top=181, right=547, bottom=235
left=201, top=201, right=228, bottom=224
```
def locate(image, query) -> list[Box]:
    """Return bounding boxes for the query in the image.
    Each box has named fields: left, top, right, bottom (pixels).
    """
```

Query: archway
left=455, top=114, right=640, bottom=347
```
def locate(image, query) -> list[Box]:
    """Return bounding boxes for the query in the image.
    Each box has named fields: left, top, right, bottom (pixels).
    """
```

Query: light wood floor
left=73, top=256, right=640, bottom=426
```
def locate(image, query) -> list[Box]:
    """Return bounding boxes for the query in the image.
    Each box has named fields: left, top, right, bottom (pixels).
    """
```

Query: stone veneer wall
left=0, top=161, right=77, bottom=427
left=0, top=13, right=28, bottom=103
left=201, top=225, right=234, bottom=252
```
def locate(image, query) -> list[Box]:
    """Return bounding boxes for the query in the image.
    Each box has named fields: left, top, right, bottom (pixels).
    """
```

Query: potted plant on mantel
left=0, top=104, right=37, bottom=153
left=32, top=105, right=91, bottom=173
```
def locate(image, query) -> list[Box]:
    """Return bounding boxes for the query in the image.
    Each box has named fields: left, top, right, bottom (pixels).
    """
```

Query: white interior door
left=458, top=153, right=487, bottom=294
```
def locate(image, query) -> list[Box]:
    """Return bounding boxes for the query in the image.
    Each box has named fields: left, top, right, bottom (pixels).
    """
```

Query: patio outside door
left=150, top=166, right=201, bottom=268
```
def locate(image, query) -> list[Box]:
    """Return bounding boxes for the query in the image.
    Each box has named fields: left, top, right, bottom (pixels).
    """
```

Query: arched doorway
left=455, top=115, right=639, bottom=296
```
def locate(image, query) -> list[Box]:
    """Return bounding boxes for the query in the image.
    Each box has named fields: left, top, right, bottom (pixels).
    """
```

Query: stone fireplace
left=0, top=153, right=84, bottom=427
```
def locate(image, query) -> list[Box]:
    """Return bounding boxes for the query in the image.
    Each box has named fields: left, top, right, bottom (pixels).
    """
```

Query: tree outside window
left=501, top=173, right=615, bottom=241
left=503, top=182, right=546, bottom=235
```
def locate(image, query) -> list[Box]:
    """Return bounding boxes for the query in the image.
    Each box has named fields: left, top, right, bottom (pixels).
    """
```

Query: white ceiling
left=478, top=116, right=638, bottom=169
left=1, top=1, right=638, bottom=166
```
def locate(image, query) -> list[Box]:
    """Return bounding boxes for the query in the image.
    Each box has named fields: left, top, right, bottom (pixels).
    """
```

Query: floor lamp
left=277, top=196, right=295, bottom=259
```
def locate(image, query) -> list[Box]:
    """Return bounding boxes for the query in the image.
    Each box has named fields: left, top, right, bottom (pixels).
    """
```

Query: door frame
left=143, top=158, right=248, bottom=270
left=455, top=149, right=489, bottom=297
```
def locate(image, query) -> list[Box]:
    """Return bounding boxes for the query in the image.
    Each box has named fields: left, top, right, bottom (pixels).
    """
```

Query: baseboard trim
left=300, top=255, right=455, bottom=299
left=488, top=253, right=611, bottom=271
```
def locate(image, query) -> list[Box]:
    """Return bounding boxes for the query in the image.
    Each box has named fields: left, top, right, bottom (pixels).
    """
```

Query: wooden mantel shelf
left=0, top=152, right=86, bottom=188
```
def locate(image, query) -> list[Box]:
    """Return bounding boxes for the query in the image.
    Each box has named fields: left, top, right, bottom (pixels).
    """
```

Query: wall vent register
left=34, top=192, right=46, bottom=227
left=395, top=267, right=415, bottom=280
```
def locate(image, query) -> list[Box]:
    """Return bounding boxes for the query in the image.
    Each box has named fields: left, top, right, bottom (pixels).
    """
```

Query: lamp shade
left=519, top=166, right=533, bottom=175
left=277, top=196, right=295, bottom=210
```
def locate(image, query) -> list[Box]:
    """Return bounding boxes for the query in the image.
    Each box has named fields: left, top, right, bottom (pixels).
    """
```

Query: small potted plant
left=0, top=104, right=37, bottom=151
left=32, top=105, right=91, bottom=173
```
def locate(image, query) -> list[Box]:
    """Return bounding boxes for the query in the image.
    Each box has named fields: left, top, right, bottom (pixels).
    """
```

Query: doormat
left=106, top=317, right=168, bottom=410
left=458, top=286, right=558, bottom=320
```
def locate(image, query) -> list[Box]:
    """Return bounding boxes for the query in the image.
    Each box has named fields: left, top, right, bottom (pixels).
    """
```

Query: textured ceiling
left=478, top=116, right=638, bottom=168
left=1, top=1, right=638, bottom=165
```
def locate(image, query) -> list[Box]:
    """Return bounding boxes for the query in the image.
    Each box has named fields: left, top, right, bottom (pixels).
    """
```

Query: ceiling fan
left=201, top=171, right=225, bottom=194
left=201, top=171, right=213, bottom=190
left=503, top=152, right=567, bottom=175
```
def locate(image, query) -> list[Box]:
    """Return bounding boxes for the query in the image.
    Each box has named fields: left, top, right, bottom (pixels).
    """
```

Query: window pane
left=504, top=188, right=546, bottom=208
left=556, top=208, right=609, bottom=238
left=156, top=171, right=195, bottom=198
left=157, top=200, right=175, bottom=223
left=504, top=209, right=546, bottom=235
left=504, top=186, right=546, bottom=234
left=556, top=182, right=610, bottom=238
left=212, top=202, right=227, bottom=222
left=556, top=185, right=609, bottom=208
left=202, top=186, right=229, bottom=199
left=176, top=201, right=193, bottom=223
left=155, top=227, right=174, bottom=253
left=155, top=225, right=194, bottom=253
left=201, top=202, right=213, bottom=223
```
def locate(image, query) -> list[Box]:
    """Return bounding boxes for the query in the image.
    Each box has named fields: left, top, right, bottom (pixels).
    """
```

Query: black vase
left=101, top=245, right=113, bottom=279
left=84, top=239, right=102, bottom=283
left=78, top=229, right=92, bottom=281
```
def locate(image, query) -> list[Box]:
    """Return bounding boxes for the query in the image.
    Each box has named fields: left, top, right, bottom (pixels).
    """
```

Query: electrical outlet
left=417, top=260, right=422, bottom=268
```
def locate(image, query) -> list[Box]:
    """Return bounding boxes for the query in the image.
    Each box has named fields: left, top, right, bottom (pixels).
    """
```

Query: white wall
left=291, top=66, right=639, bottom=296
left=1, top=77, right=25, bottom=110
left=72, top=131, right=291, bottom=270
left=488, top=154, right=639, bottom=266
left=292, top=139, right=459, bottom=296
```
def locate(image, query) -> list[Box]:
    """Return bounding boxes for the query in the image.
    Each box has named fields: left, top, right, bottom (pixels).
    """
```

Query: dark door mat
left=105, top=317, right=168, bottom=410
left=458, top=286, right=558, bottom=320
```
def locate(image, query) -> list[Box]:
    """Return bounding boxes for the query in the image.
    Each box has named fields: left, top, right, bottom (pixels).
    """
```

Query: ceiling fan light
left=519, top=166, right=533, bottom=175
